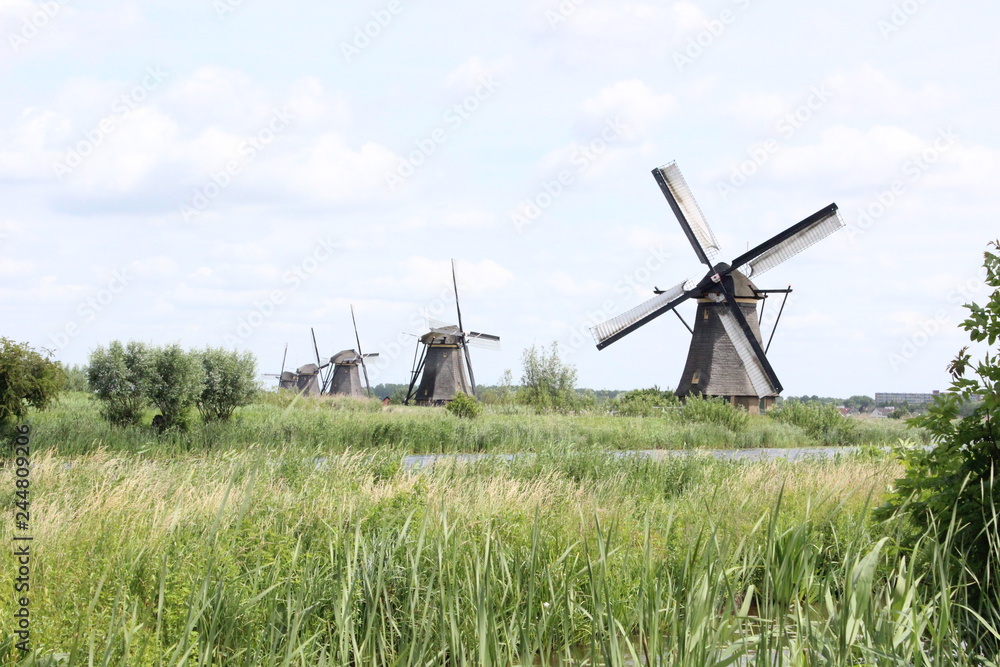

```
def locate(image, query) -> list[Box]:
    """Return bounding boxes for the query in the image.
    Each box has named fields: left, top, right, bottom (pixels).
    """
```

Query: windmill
left=591, top=161, right=844, bottom=413
left=262, top=343, right=300, bottom=392
left=326, top=305, right=378, bottom=398
left=404, top=260, right=501, bottom=406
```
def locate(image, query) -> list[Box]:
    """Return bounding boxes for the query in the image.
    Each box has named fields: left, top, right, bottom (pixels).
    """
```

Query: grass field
left=26, top=392, right=925, bottom=457
left=3, top=392, right=992, bottom=666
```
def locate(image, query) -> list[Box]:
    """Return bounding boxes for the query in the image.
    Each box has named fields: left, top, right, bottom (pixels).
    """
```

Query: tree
left=879, top=240, right=1000, bottom=608
left=197, top=348, right=259, bottom=422
left=518, top=342, right=578, bottom=410
left=608, top=386, right=678, bottom=417
left=147, top=344, right=203, bottom=430
left=446, top=391, right=481, bottom=419
left=0, top=338, right=65, bottom=430
left=88, top=341, right=153, bottom=426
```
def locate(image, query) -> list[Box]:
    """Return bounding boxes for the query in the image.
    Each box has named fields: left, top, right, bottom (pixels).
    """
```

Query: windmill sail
left=591, top=280, right=689, bottom=348
left=716, top=306, right=779, bottom=396
left=653, top=162, right=721, bottom=266
left=733, top=204, right=844, bottom=278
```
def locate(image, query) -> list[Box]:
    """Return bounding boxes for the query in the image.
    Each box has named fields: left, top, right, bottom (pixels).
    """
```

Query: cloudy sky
left=1, top=0, right=996, bottom=397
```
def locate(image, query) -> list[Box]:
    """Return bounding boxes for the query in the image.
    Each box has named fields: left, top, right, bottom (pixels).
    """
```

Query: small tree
left=0, top=338, right=65, bottom=430
left=88, top=341, right=153, bottom=426
left=879, top=240, right=1000, bottom=601
left=147, top=344, right=203, bottom=430
left=609, top=386, right=678, bottom=417
left=197, top=348, right=259, bottom=422
left=518, top=342, right=578, bottom=410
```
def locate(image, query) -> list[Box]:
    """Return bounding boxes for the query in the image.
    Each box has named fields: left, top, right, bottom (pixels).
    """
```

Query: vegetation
left=0, top=337, right=65, bottom=431
left=608, top=386, right=678, bottom=416
left=197, top=347, right=259, bottom=422
left=881, top=240, right=1000, bottom=622
left=87, top=340, right=153, bottom=426
left=89, top=342, right=258, bottom=431
left=518, top=341, right=579, bottom=410
left=445, top=391, right=481, bottom=419
left=2, top=441, right=999, bottom=665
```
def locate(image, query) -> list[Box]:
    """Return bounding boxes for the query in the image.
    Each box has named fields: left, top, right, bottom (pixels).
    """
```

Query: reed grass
left=27, top=392, right=925, bottom=457
left=2, top=443, right=995, bottom=666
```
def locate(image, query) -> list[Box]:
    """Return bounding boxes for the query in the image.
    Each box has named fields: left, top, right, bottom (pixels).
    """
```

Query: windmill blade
left=730, top=204, right=844, bottom=278
left=653, top=162, right=721, bottom=268
left=427, top=317, right=455, bottom=330
left=279, top=343, right=288, bottom=376
left=362, top=353, right=380, bottom=359
left=311, top=328, right=322, bottom=367
left=714, top=292, right=782, bottom=395
left=467, top=331, right=501, bottom=351
left=592, top=280, right=691, bottom=350
left=463, top=342, right=477, bottom=397
left=351, top=304, right=373, bottom=398
left=405, top=340, right=427, bottom=405
left=451, top=259, right=465, bottom=335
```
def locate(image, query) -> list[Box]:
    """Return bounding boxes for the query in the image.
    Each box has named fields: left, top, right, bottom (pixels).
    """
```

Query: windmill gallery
left=275, top=161, right=843, bottom=411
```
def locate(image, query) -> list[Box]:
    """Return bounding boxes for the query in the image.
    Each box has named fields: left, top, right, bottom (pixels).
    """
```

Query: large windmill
left=404, top=260, right=501, bottom=406
left=592, top=161, right=844, bottom=413
left=326, top=305, right=378, bottom=398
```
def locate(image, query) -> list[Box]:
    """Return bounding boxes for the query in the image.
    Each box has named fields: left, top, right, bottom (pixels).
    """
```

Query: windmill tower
left=592, top=161, right=844, bottom=413
left=405, top=260, right=501, bottom=406
left=326, top=306, right=378, bottom=398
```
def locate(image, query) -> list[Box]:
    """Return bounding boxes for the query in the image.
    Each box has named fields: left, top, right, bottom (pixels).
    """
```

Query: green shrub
left=87, top=340, right=153, bottom=426
left=609, top=386, right=679, bottom=417
left=0, top=338, right=65, bottom=429
left=680, top=395, right=750, bottom=432
left=446, top=392, right=481, bottom=419
left=197, top=348, right=259, bottom=422
left=768, top=400, right=856, bottom=444
left=147, top=344, right=203, bottom=430
left=517, top=342, right=579, bottom=411
left=879, top=240, right=1000, bottom=616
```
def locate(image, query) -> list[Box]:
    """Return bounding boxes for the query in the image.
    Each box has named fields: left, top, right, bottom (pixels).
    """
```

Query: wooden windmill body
left=405, top=261, right=500, bottom=406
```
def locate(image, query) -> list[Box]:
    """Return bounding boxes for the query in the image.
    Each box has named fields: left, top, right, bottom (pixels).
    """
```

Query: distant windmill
left=405, top=260, right=500, bottom=406
left=592, top=161, right=844, bottom=413
left=263, top=343, right=300, bottom=392
left=326, top=305, right=378, bottom=398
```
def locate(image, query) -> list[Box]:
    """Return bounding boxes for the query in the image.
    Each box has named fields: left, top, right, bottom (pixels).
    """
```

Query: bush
left=0, top=338, right=65, bottom=429
left=768, top=400, right=856, bottom=444
left=518, top=342, right=578, bottom=411
left=61, top=363, right=89, bottom=392
left=88, top=341, right=153, bottom=426
left=446, top=392, right=482, bottom=419
left=609, top=386, right=679, bottom=417
left=879, top=240, right=1000, bottom=608
left=147, top=344, right=203, bottom=430
left=197, top=348, right=259, bottom=422
left=680, top=395, right=750, bottom=432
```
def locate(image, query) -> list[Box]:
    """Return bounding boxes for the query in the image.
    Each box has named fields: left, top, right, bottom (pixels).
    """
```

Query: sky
left=1, top=0, right=997, bottom=398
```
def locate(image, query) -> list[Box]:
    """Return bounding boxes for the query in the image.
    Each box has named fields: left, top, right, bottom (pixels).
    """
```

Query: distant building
left=875, top=391, right=939, bottom=406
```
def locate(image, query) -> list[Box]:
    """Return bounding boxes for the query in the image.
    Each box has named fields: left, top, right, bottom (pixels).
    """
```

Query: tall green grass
left=3, top=445, right=994, bottom=665
left=28, top=392, right=925, bottom=456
